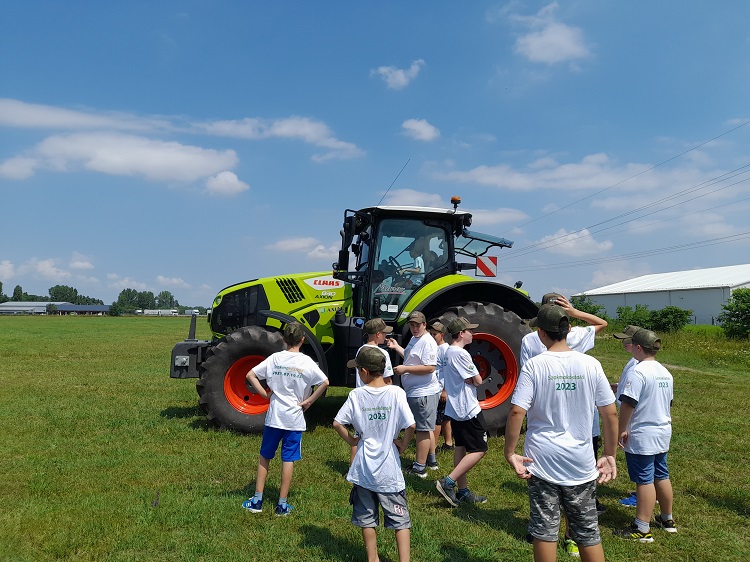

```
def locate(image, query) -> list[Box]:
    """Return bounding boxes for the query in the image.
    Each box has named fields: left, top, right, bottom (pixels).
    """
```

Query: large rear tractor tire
left=197, top=326, right=284, bottom=433
left=439, top=301, right=530, bottom=437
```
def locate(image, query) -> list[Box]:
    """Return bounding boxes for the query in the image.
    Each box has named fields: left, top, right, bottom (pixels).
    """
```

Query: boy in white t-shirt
left=242, top=322, right=329, bottom=516
left=615, top=329, right=676, bottom=542
left=387, top=311, right=439, bottom=478
left=435, top=317, right=489, bottom=507
left=429, top=319, right=454, bottom=454
left=505, top=305, right=618, bottom=562
left=334, top=346, right=416, bottom=562
left=348, top=317, right=395, bottom=462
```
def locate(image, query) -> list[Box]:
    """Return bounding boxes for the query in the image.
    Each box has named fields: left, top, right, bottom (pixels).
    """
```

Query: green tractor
left=170, top=197, right=538, bottom=435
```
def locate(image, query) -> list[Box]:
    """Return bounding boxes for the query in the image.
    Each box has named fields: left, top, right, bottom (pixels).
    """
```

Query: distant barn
left=575, top=263, right=750, bottom=325
left=0, top=302, right=110, bottom=315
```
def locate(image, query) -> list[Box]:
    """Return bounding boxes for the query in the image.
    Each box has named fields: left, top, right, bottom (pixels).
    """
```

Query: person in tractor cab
left=387, top=311, right=440, bottom=478
left=241, top=322, right=329, bottom=516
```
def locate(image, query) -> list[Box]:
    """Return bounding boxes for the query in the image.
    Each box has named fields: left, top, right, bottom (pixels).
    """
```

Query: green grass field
left=1, top=316, right=748, bottom=561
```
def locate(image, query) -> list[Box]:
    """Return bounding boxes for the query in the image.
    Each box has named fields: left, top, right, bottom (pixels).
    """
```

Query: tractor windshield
left=370, top=218, right=449, bottom=321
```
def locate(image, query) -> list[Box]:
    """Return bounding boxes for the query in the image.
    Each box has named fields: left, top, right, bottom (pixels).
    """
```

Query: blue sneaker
left=275, top=503, right=294, bottom=516
left=619, top=493, right=637, bottom=507
left=241, top=498, right=263, bottom=513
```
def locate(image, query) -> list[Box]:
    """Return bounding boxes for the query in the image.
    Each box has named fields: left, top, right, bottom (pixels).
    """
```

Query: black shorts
left=450, top=412, right=488, bottom=453
left=435, top=398, right=446, bottom=425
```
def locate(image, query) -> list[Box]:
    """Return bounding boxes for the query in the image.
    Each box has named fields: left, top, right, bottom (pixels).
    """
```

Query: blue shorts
left=259, top=426, right=303, bottom=462
left=625, top=452, right=669, bottom=485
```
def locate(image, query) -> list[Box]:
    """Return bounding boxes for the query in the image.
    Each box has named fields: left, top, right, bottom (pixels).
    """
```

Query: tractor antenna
left=376, top=159, right=410, bottom=207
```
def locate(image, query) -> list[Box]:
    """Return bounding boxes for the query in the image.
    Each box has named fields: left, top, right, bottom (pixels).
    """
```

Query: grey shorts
left=406, top=392, right=440, bottom=431
left=350, top=485, right=411, bottom=530
left=527, top=476, right=601, bottom=546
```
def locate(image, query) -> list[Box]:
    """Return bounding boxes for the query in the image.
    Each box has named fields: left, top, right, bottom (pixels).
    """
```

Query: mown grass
left=1, top=316, right=748, bottom=561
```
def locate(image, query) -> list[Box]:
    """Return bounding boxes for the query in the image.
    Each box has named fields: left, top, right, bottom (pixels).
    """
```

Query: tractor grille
left=276, top=278, right=305, bottom=304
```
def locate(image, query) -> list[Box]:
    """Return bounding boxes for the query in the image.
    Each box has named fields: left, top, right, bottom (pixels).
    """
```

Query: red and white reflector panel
left=475, top=256, right=498, bottom=277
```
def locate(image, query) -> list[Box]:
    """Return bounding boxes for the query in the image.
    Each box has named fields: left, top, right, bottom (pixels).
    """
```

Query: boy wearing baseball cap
left=429, top=319, right=454, bottom=454
left=435, top=317, right=489, bottom=507
left=616, top=329, right=677, bottom=542
left=505, top=305, right=618, bottom=562
left=387, top=310, right=440, bottom=478
left=242, top=322, right=329, bottom=516
left=334, top=347, right=416, bottom=562
left=352, top=318, right=394, bottom=388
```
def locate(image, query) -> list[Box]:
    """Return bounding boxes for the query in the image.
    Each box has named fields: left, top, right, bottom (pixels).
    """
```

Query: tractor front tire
left=439, top=301, right=530, bottom=437
left=196, top=326, right=284, bottom=433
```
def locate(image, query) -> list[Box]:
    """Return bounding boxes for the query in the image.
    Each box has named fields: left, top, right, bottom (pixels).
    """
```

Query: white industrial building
left=575, top=264, right=750, bottom=325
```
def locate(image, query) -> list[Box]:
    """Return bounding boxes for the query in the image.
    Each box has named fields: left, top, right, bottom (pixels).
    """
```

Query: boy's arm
left=386, top=338, right=404, bottom=357
left=394, top=424, right=416, bottom=455
left=596, top=402, right=618, bottom=483
left=245, top=369, right=271, bottom=399
left=333, top=420, right=359, bottom=447
left=299, top=379, right=329, bottom=411
left=618, top=401, right=635, bottom=447
left=556, top=295, right=608, bottom=333
left=393, top=363, right=435, bottom=376
left=504, top=405, right=533, bottom=479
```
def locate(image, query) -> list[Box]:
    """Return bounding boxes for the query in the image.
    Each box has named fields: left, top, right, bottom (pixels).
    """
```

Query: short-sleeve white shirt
left=334, top=385, right=415, bottom=493
left=354, top=344, right=393, bottom=388
left=435, top=342, right=450, bottom=390
left=400, top=333, right=440, bottom=398
left=252, top=350, right=328, bottom=431
left=443, top=345, right=481, bottom=421
left=620, top=360, right=673, bottom=455
left=616, top=357, right=638, bottom=406
left=511, top=350, right=615, bottom=486
left=519, top=326, right=596, bottom=368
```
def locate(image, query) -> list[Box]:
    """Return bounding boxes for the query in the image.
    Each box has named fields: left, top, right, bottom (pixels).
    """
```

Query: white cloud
left=402, top=119, right=440, bottom=142
left=69, top=252, right=94, bottom=270
left=536, top=228, right=613, bottom=257
left=0, top=98, right=172, bottom=132
left=107, top=274, right=149, bottom=292
left=0, top=156, right=37, bottom=179
left=0, top=260, right=15, bottom=281
left=466, top=207, right=528, bottom=227
left=205, top=171, right=250, bottom=196
left=33, top=132, right=238, bottom=182
left=371, top=59, right=425, bottom=90
left=381, top=189, right=445, bottom=207
left=589, top=263, right=652, bottom=290
left=198, top=116, right=363, bottom=162
left=510, top=3, right=591, bottom=66
left=307, top=244, right=338, bottom=260
left=18, top=258, right=71, bottom=282
left=267, top=237, right=320, bottom=252
left=156, top=275, right=190, bottom=288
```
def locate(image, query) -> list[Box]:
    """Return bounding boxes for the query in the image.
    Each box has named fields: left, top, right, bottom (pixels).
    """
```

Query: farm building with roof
left=574, top=263, right=750, bottom=325
left=0, top=302, right=110, bottom=315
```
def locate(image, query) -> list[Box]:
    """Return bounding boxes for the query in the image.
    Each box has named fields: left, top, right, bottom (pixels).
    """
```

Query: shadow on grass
left=306, top=393, right=349, bottom=430
left=687, top=485, right=749, bottom=518
left=439, top=543, right=497, bottom=562
left=326, top=460, right=350, bottom=478
left=299, top=524, right=362, bottom=561
left=160, top=405, right=202, bottom=419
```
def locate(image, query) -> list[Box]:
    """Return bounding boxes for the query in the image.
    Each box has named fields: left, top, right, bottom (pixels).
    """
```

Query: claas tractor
left=170, top=197, right=538, bottom=435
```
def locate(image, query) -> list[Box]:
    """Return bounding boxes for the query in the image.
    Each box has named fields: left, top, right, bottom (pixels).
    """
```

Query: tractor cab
left=333, top=199, right=514, bottom=322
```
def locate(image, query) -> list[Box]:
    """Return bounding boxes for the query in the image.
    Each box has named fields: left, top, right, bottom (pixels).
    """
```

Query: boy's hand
left=298, top=398, right=313, bottom=411
left=597, top=456, right=617, bottom=483
left=618, top=431, right=629, bottom=448
left=506, top=454, right=533, bottom=479
left=394, top=438, right=408, bottom=455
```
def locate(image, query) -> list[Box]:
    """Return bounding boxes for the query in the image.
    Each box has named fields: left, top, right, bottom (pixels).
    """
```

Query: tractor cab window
left=370, top=218, right=448, bottom=320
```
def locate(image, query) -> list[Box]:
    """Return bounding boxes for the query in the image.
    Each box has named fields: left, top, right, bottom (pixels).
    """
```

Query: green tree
left=116, top=289, right=140, bottom=312
left=12, top=285, right=24, bottom=301
left=0, top=280, right=7, bottom=303
left=616, top=304, right=652, bottom=329
left=570, top=295, right=608, bottom=319
left=650, top=306, right=693, bottom=332
left=49, top=285, right=79, bottom=303
left=156, top=290, right=176, bottom=309
left=108, top=301, right=124, bottom=316
left=46, top=303, right=59, bottom=315
left=136, top=291, right=156, bottom=310
left=718, top=288, right=750, bottom=339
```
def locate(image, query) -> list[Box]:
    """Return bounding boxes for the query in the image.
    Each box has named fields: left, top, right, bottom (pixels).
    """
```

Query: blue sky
left=2, top=1, right=749, bottom=307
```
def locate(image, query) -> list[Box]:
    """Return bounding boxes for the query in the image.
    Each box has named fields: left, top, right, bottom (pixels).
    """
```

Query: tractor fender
left=258, top=310, right=329, bottom=374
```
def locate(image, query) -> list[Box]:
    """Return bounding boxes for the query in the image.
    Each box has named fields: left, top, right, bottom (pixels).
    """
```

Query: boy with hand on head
left=429, top=319, right=454, bottom=453
left=334, top=347, right=416, bottom=562
left=505, top=304, right=618, bottom=562
left=435, top=317, right=489, bottom=507
left=615, top=329, right=676, bottom=542
left=387, top=311, right=440, bottom=479
left=242, top=322, right=329, bottom=516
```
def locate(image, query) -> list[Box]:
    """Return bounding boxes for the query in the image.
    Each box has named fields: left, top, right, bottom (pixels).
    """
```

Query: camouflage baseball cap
left=529, top=304, right=569, bottom=332
left=541, top=292, right=564, bottom=305
left=364, top=318, right=393, bottom=335
left=631, top=328, right=661, bottom=351
left=446, top=316, right=479, bottom=335
left=428, top=319, right=446, bottom=333
left=407, top=311, right=426, bottom=323
left=613, top=325, right=641, bottom=340
left=346, top=346, right=386, bottom=373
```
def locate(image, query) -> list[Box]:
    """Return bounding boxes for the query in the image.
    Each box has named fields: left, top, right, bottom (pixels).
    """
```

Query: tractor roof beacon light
left=451, top=196, right=461, bottom=211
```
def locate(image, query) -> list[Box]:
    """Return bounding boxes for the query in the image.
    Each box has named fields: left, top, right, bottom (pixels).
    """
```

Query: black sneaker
left=427, top=460, right=440, bottom=471
left=457, top=489, right=487, bottom=504
left=439, top=443, right=455, bottom=452
left=435, top=478, right=459, bottom=507
left=614, top=523, right=654, bottom=543
left=404, top=465, right=427, bottom=479
left=653, top=517, right=677, bottom=533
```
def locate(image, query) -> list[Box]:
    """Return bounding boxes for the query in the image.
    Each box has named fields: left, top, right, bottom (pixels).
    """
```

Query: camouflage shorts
left=527, top=476, right=601, bottom=546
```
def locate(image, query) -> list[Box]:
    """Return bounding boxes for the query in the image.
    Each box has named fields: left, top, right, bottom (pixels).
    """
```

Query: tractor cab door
left=368, top=218, right=450, bottom=321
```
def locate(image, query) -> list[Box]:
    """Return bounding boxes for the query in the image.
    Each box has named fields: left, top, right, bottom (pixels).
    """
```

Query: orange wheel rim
left=223, top=355, right=270, bottom=415
left=467, top=332, right=519, bottom=410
